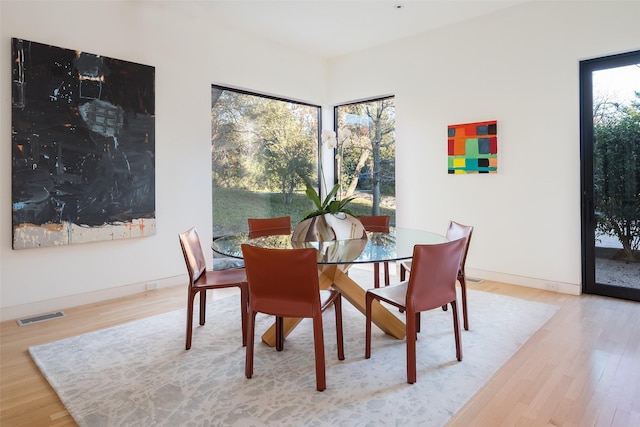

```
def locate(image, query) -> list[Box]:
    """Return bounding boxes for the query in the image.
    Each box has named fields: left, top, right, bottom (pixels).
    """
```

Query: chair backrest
left=445, top=221, right=474, bottom=272
left=358, top=215, right=390, bottom=233
left=247, top=216, right=292, bottom=238
left=241, top=244, right=321, bottom=318
left=406, top=239, right=466, bottom=312
left=179, top=227, right=207, bottom=285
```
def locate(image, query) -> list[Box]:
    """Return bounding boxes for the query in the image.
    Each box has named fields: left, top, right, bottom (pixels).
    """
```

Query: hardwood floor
left=449, top=281, right=640, bottom=427
left=1, top=279, right=639, bottom=426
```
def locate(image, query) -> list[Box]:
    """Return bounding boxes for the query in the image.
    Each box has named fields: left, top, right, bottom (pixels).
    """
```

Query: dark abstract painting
left=11, top=38, right=155, bottom=249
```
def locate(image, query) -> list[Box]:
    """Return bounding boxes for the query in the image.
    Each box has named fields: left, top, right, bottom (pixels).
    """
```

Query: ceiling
left=169, top=1, right=528, bottom=59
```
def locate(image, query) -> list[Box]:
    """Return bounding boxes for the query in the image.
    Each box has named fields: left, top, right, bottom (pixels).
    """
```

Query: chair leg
left=398, top=264, right=407, bottom=313
left=406, top=309, right=418, bottom=384
left=199, top=290, right=207, bottom=325
left=275, top=316, right=284, bottom=351
left=239, top=284, right=248, bottom=346
left=460, top=274, right=469, bottom=330
left=365, top=292, right=374, bottom=359
left=400, top=263, right=407, bottom=281
left=333, top=294, right=345, bottom=361
left=416, top=312, right=421, bottom=333
left=245, top=311, right=257, bottom=379
left=373, top=263, right=380, bottom=288
left=312, top=314, right=326, bottom=391
left=451, top=301, right=463, bottom=361
left=185, top=290, right=196, bottom=350
left=384, top=262, right=390, bottom=286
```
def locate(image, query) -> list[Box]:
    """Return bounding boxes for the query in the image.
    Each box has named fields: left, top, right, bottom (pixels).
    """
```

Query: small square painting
left=447, top=120, right=497, bottom=174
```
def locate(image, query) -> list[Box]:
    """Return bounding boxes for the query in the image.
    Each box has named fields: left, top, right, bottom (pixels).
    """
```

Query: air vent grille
left=17, top=311, right=66, bottom=326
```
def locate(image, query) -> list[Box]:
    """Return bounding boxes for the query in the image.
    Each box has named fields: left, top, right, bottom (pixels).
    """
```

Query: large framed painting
left=11, top=38, right=155, bottom=249
left=448, top=120, right=497, bottom=174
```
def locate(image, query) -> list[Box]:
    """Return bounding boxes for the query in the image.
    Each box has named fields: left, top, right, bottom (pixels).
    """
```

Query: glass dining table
left=213, top=227, right=448, bottom=347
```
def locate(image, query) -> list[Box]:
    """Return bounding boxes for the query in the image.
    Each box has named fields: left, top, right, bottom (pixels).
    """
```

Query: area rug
left=30, top=288, right=559, bottom=427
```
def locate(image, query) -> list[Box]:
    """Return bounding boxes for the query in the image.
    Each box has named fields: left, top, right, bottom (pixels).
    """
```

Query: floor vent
left=17, top=311, right=67, bottom=326
left=467, top=277, right=484, bottom=284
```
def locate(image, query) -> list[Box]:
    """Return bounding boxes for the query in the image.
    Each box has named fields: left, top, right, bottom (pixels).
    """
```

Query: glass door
left=580, top=51, right=640, bottom=301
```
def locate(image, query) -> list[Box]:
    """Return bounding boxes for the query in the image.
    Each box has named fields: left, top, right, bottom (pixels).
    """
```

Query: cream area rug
left=30, top=283, right=558, bottom=427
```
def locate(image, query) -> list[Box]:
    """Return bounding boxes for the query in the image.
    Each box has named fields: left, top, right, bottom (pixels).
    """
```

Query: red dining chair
left=400, top=221, right=474, bottom=330
left=179, top=227, right=249, bottom=350
left=241, top=244, right=344, bottom=392
left=358, top=215, right=391, bottom=288
left=247, top=216, right=291, bottom=238
left=365, top=238, right=466, bottom=384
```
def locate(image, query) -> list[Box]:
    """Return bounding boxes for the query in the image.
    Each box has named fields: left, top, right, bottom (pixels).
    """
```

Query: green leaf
left=301, top=183, right=356, bottom=221
left=326, top=199, right=341, bottom=214
left=302, top=210, right=323, bottom=220
left=336, top=195, right=356, bottom=210
left=305, top=185, right=322, bottom=209
left=340, top=207, right=355, bottom=217
left=322, top=184, right=340, bottom=209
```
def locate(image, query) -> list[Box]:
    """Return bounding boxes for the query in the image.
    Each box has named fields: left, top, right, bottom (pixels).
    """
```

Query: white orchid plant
left=301, top=128, right=355, bottom=220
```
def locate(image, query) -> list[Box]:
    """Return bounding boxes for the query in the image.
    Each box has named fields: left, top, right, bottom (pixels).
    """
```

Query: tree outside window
left=593, top=87, right=640, bottom=262
left=335, top=97, right=396, bottom=223
left=211, top=86, right=320, bottom=236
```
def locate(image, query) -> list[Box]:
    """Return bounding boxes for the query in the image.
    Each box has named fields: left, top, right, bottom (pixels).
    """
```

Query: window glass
left=211, top=86, right=320, bottom=237
left=335, top=97, right=396, bottom=225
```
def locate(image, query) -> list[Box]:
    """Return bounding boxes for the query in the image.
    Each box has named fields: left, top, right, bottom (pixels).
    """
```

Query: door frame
left=580, top=50, right=640, bottom=300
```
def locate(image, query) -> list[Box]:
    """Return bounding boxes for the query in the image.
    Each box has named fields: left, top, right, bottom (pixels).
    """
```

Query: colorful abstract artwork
left=11, top=38, right=156, bottom=249
left=447, top=120, right=497, bottom=174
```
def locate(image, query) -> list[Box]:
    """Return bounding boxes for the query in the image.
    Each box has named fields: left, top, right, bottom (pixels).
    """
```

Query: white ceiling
left=169, top=0, right=528, bottom=59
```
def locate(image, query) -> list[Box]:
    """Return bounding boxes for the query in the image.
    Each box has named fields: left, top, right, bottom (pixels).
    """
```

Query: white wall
left=328, top=1, right=640, bottom=294
left=0, top=1, right=327, bottom=320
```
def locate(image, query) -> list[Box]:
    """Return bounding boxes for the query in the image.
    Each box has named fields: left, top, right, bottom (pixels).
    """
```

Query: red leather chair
left=247, top=216, right=291, bottom=238
left=400, top=221, right=474, bottom=330
left=365, top=239, right=466, bottom=384
left=241, top=244, right=344, bottom=391
left=358, top=215, right=391, bottom=287
left=179, top=227, right=248, bottom=350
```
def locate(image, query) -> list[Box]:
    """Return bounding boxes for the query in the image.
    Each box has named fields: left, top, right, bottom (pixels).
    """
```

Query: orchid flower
left=338, top=128, right=352, bottom=147
left=321, top=129, right=337, bottom=149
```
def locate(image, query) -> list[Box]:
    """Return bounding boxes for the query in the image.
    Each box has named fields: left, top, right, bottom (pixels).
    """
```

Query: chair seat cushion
left=368, top=282, right=408, bottom=307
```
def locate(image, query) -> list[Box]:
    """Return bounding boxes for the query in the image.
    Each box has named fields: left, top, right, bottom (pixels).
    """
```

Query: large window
left=334, top=96, right=396, bottom=224
left=211, top=86, right=320, bottom=237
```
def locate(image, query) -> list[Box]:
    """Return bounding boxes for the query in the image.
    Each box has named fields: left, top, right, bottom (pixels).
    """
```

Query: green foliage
left=301, top=183, right=356, bottom=220
left=211, top=89, right=318, bottom=201
left=594, top=94, right=640, bottom=260
left=254, top=101, right=317, bottom=204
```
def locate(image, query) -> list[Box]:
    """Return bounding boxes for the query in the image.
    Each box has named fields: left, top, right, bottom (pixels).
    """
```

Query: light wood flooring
left=1, top=277, right=639, bottom=426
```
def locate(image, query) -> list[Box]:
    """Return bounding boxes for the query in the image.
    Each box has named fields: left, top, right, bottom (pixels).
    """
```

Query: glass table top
left=212, top=227, right=448, bottom=265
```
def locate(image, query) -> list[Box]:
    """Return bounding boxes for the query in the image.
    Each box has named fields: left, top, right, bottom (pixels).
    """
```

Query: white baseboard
left=341, top=264, right=582, bottom=295
left=0, top=276, right=184, bottom=323
left=466, top=268, right=582, bottom=296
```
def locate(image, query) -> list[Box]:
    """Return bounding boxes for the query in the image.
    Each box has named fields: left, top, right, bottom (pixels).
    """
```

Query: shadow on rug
left=30, top=289, right=558, bottom=426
